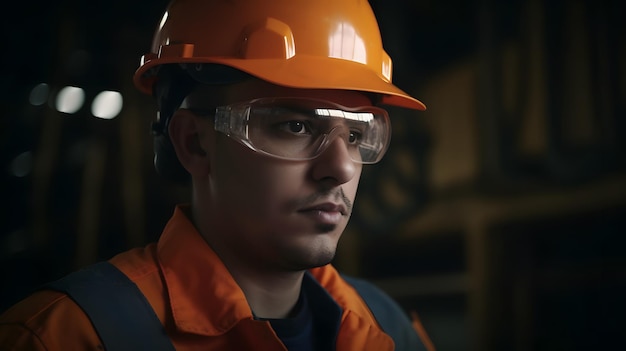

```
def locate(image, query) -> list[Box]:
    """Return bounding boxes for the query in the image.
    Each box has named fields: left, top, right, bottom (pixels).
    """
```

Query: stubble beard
left=280, top=223, right=340, bottom=271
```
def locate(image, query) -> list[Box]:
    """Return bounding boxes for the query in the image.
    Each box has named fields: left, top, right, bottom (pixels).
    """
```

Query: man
left=0, top=0, right=432, bottom=350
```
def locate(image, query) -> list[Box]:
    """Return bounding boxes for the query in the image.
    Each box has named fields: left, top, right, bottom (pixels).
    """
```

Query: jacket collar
left=156, top=205, right=253, bottom=336
left=155, top=205, right=389, bottom=344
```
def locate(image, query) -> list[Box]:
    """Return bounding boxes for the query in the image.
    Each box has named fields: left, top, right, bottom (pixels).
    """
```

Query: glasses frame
left=185, top=97, right=392, bottom=164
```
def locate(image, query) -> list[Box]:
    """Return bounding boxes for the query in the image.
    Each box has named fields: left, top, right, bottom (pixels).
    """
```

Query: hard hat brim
left=135, top=56, right=426, bottom=111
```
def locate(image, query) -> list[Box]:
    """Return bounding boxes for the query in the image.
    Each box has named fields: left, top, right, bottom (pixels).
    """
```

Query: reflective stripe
left=45, top=262, right=175, bottom=351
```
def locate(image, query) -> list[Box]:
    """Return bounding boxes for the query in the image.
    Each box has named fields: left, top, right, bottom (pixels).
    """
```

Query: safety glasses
left=187, top=97, right=391, bottom=164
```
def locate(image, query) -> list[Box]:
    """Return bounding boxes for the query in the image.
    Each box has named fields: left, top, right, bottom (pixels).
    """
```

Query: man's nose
left=310, top=134, right=359, bottom=185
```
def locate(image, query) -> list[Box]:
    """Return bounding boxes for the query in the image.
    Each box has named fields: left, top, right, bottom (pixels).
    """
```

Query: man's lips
left=297, top=202, right=348, bottom=226
left=298, top=202, right=347, bottom=216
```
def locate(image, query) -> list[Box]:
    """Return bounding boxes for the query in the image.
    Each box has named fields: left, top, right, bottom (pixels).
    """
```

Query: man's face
left=189, top=80, right=373, bottom=272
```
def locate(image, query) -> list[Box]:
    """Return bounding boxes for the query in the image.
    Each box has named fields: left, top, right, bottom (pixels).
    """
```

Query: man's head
left=137, top=0, right=425, bottom=183
left=133, top=0, right=425, bottom=271
left=168, top=78, right=375, bottom=270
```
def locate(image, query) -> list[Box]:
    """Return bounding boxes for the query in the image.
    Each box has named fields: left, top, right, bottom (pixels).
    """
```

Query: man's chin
left=284, top=246, right=337, bottom=271
left=315, top=222, right=338, bottom=234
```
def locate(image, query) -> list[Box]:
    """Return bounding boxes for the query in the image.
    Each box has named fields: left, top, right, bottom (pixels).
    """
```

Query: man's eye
left=348, top=130, right=362, bottom=144
left=279, top=121, right=310, bottom=135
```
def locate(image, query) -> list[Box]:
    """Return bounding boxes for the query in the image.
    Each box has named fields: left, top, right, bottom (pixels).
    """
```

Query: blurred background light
left=91, top=90, right=123, bottom=119
left=28, top=83, right=49, bottom=106
left=9, top=151, right=33, bottom=178
left=55, top=86, right=85, bottom=114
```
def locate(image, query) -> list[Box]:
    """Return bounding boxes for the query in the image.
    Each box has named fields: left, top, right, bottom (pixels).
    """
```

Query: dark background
left=2, top=1, right=625, bottom=350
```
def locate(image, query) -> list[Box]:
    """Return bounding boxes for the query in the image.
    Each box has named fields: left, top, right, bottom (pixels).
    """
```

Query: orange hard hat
left=133, top=0, right=426, bottom=111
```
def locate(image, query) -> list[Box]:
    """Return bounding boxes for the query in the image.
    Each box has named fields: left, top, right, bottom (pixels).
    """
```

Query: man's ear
left=168, top=109, right=212, bottom=177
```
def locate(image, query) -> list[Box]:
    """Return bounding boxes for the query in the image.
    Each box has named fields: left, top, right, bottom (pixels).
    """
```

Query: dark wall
left=1, top=1, right=625, bottom=350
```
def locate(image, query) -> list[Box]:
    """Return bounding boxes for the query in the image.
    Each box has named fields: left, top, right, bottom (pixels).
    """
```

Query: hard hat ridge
left=134, top=0, right=426, bottom=111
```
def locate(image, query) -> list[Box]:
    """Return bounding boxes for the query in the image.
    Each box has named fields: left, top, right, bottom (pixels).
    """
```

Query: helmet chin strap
left=150, top=63, right=253, bottom=183
left=151, top=65, right=197, bottom=184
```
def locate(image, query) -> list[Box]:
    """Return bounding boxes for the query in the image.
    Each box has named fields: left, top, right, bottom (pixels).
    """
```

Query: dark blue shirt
left=259, top=272, right=343, bottom=351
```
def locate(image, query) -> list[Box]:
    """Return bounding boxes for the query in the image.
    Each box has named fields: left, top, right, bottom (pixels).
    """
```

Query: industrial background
left=1, top=0, right=624, bottom=350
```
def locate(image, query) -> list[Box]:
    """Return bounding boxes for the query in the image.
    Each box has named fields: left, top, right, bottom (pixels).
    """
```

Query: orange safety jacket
left=0, top=206, right=432, bottom=351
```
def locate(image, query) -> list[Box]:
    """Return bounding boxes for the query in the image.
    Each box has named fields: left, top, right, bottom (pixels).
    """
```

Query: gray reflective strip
left=46, top=261, right=175, bottom=351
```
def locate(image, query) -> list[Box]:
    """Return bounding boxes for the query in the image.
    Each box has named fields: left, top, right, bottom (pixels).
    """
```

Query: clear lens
left=212, top=97, right=391, bottom=163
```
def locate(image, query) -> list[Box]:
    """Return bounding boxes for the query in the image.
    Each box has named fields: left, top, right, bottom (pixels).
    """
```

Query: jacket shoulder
left=0, top=290, right=102, bottom=350
left=341, top=275, right=425, bottom=351
left=310, top=265, right=425, bottom=350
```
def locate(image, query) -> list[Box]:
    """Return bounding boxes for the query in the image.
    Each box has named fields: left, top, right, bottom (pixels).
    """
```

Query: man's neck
left=203, top=232, right=306, bottom=319
left=190, top=196, right=306, bottom=319
left=231, top=267, right=305, bottom=319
